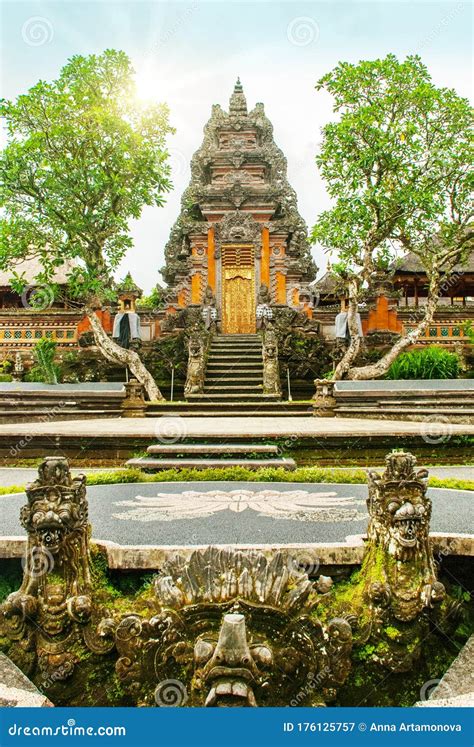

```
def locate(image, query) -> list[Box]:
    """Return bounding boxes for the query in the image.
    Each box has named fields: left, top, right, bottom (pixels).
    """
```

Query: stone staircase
left=126, top=442, right=296, bottom=471
left=334, top=387, right=474, bottom=422
left=167, top=333, right=311, bottom=417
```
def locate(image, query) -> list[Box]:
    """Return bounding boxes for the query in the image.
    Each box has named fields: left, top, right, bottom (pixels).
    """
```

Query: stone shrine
left=162, top=79, right=316, bottom=335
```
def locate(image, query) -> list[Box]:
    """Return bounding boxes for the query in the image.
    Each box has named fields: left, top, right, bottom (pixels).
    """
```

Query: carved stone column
left=312, top=379, right=336, bottom=417
left=262, top=328, right=282, bottom=397
left=0, top=457, right=115, bottom=681
left=122, top=378, right=147, bottom=417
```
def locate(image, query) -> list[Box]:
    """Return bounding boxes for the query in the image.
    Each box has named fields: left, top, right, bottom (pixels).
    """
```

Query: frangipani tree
left=0, top=49, right=174, bottom=399
left=312, top=54, right=473, bottom=380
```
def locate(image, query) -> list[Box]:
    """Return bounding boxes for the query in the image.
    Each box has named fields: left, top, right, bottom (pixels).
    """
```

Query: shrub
left=25, top=338, right=61, bottom=384
left=386, top=346, right=459, bottom=380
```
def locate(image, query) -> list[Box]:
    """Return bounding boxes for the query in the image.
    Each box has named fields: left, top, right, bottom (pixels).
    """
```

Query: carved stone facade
left=354, top=452, right=449, bottom=672
left=162, top=79, right=317, bottom=334
left=0, top=453, right=462, bottom=705
left=115, top=547, right=352, bottom=707
left=0, top=458, right=115, bottom=680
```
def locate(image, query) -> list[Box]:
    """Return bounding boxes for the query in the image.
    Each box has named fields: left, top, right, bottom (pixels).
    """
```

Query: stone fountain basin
left=1, top=482, right=472, bottom=571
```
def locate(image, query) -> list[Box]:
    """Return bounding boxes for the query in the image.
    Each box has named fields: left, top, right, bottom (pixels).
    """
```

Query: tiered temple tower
left=162, top=79, right=316, bottom=335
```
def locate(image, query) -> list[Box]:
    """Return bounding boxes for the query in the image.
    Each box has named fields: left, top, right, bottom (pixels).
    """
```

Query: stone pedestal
left=122, top=378, right=147, bottom=418
left=312, top=379, right=337, bottom=417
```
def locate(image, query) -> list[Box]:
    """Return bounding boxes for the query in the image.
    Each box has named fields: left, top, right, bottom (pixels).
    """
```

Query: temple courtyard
left=1, top=414, right=473, bottom=439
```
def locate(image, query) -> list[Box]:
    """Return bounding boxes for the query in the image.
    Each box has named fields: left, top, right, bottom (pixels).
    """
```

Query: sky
left=1, top=0, right=472, bottom=291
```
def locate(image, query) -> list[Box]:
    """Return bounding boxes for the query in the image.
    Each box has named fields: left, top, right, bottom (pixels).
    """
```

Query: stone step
left=336, top=406, right=474, bottom=415
left=187, top=393, right=279, bottom=400
left=207, top=359, right=263, bottom=371
left=126, top=457, right=297, bottom=471
left=204, top=384, right=263, bottom=391
left=205, top=377, right=263, bottom=384
left=148, top=401, right=309, bottom=412
left=147, top=410, right=311, bottom=417
left=214, top=335, right=260, bottom=339
left=210, top=344, right=260, bottom=349
left=209, top=353, right=262, bottom=359
left=147, top=443, right=280, bottom=455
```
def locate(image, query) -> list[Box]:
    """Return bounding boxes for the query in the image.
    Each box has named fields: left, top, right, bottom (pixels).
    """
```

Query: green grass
left=1, top=468, right=473, bottom=493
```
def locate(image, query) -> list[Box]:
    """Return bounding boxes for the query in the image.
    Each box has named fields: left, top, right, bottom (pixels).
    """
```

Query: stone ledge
left=0, top=653, right=53, bottom=708
left=0, top=532, right=472, bottom=570
left=415, top=635, right=474, bottom=708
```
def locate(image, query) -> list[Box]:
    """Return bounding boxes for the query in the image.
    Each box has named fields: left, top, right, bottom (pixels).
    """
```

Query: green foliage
left=2, top=469, right=473, bottom=496
left=278, top=333, right=332, bottom=380
left=386, top=346, right=460, bottom=380
left=0, top=49, right=174, bottom=302
left=0, top=374, right=12, bottom=382
left=25, top=338, right=61, bottom=384
left=312, top=54, right=472, bottom=275
left=0, top=359, right=12, bottom=374
left=136, top=286, right=165, bottom=310
left=0, top=485, right=24, bottom=496
left=464, top=321, right=474, bottom=344
left=83, top=467, right=474, bottom=490
left=0, top=561, right=23, bottom=603
left=145, top=333, right=187, bottom=381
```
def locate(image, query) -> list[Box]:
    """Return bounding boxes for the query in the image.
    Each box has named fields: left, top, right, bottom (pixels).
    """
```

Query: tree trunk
left=86, top=309, right=165, bottom=401
left=345, top=281, right=440, bottom=380
left=333, top=278, right=361, bottom=380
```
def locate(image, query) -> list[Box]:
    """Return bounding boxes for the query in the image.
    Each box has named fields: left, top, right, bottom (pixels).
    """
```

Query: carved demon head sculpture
left=367, top=451, right=431, bottom=562
left=115, top=547, right=353, bottom=707
left=20, top=457, right=89, bottom=556
left=0, top=457, right=114, bottom=680
left=365, top=451, right=445, bottom=626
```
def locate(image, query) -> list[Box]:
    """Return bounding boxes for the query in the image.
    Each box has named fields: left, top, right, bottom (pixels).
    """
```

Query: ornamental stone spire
left=229, top=77, right=247, bottom=116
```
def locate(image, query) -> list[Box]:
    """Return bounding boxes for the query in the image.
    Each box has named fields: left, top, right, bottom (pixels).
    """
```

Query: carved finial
left=229, top=77, right=247, bottom=115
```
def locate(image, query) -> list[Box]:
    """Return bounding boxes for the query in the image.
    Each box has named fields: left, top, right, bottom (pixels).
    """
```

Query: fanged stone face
left=385, top=494, right=429, bottom=559
left=195, top=614, right=268, bottom=707
left=26, top=493, right=79, bottom=553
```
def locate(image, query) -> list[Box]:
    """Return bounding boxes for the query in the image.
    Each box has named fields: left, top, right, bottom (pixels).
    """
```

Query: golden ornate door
left=222, top=244, right=255, bottom=334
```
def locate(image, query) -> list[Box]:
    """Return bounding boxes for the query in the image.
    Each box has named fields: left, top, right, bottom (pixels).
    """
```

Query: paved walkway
left=1, top=416, right=473, bottom=439
left=1, top=482, right=472, bottom=545
left=0, top=466, right=472, bottom=489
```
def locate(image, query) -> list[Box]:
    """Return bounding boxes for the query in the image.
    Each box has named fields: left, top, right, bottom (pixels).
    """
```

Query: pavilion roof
left=0, top=256, right=76, bottom=287
left=394, top=249, right=474, bottom=275
left=311, top=271, right=340, bottom=295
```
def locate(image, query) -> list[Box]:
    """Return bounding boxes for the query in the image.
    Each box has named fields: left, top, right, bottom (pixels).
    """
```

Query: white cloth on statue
left=335, top=311, right=363, bottom=339
left=112, top=312, right=141, bottom=339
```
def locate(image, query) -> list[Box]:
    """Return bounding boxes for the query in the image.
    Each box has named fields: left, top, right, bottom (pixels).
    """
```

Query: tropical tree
left=312, top=54, right=473, bottom=380
left=0, top=49, right=174, bottom=399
